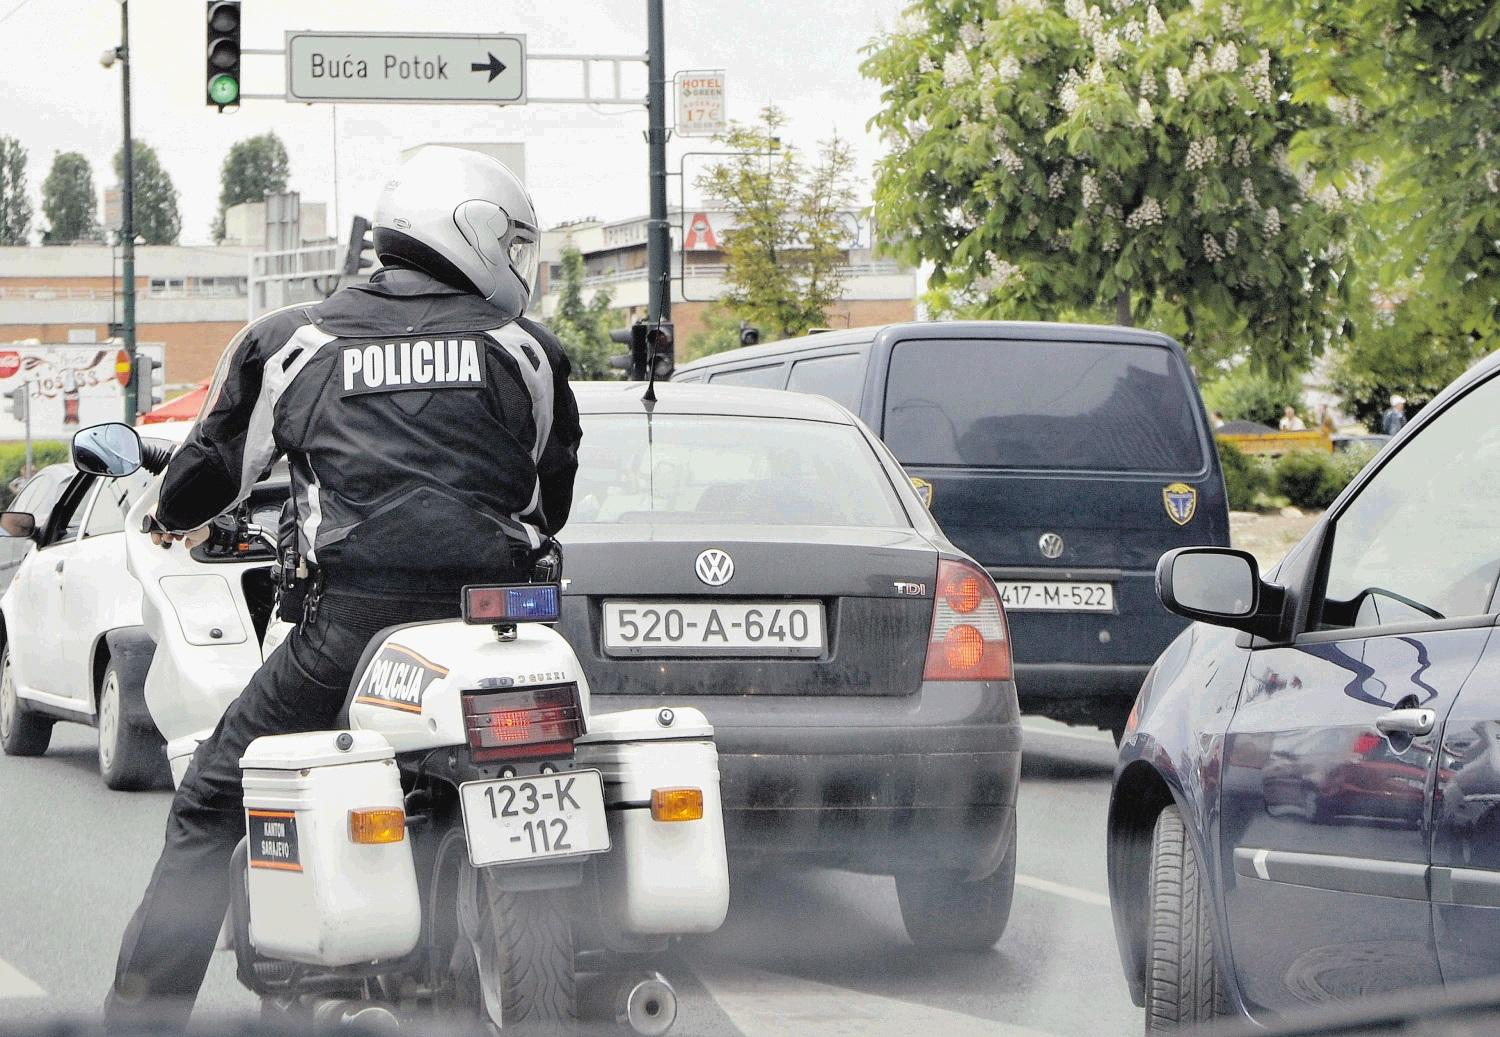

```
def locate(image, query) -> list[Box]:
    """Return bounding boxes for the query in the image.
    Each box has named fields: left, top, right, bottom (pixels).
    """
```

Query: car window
left=1323, top=374, right=1500, bottom=626
left=786, top=353, right=863, bottom=411
left=13, top=469, right=66, bottom=524
left=570, top=414, right=907, bottom=528
left=83, top=468, right=154, bottom=538
left=883, top=338, right=1205, bottom=472
left=707, top=364, right=787, bottom=389
left=48, top=478, right=92, bottom=547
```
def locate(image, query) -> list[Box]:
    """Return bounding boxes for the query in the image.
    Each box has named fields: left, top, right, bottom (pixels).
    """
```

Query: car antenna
left=642, top=321, right=659, bottom=404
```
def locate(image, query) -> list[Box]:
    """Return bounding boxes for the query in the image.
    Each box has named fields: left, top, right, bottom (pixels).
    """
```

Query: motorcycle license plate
left=458, top=770, right=610, bottom=867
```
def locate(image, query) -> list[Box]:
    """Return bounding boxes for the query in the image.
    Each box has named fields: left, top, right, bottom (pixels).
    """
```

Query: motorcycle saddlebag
left=575, top=707, right=730, bottom=940
left=239, top=730, right=421, bottom=966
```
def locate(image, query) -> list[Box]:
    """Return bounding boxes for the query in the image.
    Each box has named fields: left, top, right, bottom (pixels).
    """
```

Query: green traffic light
left=208, top=73, right=239, bottom=106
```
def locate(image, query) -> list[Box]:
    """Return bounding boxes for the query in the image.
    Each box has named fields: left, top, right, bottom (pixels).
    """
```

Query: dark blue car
left=676, top=321, right=1229, bottom=736
left=1108, top=349, right=1500, bottom=1029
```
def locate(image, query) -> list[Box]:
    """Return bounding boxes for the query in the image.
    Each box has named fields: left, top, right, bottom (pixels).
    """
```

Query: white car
left=0, top=421, right=194, bottom=789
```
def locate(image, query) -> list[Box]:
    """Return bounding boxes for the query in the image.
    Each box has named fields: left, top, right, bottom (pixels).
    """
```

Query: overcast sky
left=0, top=0, right=906, bottom=246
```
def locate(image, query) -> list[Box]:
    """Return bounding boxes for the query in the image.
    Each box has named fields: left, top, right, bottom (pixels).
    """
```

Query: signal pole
left=117, top=0, right=138, bottom=420
left=646, top=0, right=670, bottom=324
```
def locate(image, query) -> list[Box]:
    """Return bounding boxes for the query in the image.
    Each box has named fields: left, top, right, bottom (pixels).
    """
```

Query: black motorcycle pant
left=104, top=589, right=464, bottom=1030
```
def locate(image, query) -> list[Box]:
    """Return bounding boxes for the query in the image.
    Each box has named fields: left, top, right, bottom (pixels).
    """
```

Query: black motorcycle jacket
left=155, top=267, right=582, bottom=590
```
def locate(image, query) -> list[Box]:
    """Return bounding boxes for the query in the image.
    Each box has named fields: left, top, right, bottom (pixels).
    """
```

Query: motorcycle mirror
left=72, top=422, right=144, bottom=478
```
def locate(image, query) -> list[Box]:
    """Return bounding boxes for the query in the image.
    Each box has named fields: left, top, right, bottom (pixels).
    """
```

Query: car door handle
left=1376, top=708, right=1436, bottom=738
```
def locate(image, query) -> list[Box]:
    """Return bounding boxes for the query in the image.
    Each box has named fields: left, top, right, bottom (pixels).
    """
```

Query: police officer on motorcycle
left=106, top=146, right=582, bottom=1028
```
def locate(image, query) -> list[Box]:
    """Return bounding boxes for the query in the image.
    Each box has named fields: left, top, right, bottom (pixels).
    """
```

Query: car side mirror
left=72, top=422, right=143, bottom=478
left=0, top=511, right=36, bottom=539
left=1156, top=547, right=1286, bottom=639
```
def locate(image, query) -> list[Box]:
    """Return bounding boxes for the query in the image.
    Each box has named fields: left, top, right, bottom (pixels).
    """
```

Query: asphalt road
left=0, top=720, right=1135, bottom=1036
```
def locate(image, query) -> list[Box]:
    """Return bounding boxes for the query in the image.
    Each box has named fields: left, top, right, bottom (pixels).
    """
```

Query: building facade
left=537, top=209, right=918, bottom=344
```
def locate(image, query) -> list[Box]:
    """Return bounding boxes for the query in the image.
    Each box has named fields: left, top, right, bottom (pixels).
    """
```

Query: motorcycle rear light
left=463, top=683, right=584, bottom=762
left=348, top=808, right=405, bottom=844
left=650, top=787, right=704, bottom=823
left=462, top=583, right=561, bottom=624
left=924, top=559, right=1012, bottom=681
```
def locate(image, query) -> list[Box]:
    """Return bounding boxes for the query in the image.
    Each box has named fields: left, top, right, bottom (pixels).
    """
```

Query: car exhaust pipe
left=618, top=972, right=677, bottom=1036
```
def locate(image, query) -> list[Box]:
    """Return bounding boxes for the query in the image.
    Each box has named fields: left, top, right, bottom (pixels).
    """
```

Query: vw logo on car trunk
left=1038, top=533, right=1065, bottom=559
left=694, top=549, right=735, bottom=587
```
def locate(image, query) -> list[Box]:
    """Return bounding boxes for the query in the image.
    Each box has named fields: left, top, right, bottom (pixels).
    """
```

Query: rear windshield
left=571, top=415, right=907, bottom=528
left=883, top=338, right=1205, bottom=472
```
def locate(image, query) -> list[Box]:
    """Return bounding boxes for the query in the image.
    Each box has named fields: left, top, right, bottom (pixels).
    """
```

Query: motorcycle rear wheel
left=433, top=827, right=578, bottom=1033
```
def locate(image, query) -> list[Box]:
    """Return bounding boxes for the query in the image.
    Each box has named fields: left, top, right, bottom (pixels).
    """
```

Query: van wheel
left=97, top=660, right=167, bottom=791
left=0, top=646, right=51, bottom=757
left=896, top=824, right=1016, bottom=952
left=1145, top=806, right=1229, bottom=1031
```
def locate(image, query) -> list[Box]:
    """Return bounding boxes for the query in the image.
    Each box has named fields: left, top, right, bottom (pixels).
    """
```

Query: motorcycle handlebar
left=141, top=441, right=175, bottom=475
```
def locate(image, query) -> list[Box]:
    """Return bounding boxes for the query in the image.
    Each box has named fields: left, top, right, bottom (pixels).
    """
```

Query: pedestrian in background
left=1211, top=410, right=1226, bottom=429
left=1279, top=405, right=1306, bottom=431
left=1316, top=403, right=1337, bottom=434
left=1383, top=394, right=1408, bottom=435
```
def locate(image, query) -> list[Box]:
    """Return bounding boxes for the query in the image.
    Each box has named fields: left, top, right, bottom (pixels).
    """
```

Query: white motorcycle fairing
left=346, top=620, right=591, bottom=750
left=125, top=483, right=269, bottom=785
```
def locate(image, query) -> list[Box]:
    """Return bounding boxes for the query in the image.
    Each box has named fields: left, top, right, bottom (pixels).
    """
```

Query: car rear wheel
left=896, top=824, right=1016, bottom=952
left=1145, top=806, right=1228, bottom=1031
left=97, top=660, right=167, bottom=791
left=0, top=646, right=51, bottom=757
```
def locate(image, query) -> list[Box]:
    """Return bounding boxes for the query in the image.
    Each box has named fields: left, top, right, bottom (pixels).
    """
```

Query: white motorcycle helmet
left=372, top=146, right=540, bottom=319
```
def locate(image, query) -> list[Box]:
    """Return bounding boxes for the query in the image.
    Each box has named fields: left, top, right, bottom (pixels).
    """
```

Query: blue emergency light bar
left=462, top=583, right=561, bottom=625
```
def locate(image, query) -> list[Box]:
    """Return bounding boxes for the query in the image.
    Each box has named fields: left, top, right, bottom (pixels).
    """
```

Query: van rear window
left=883, top=339, right=1204, bottom=472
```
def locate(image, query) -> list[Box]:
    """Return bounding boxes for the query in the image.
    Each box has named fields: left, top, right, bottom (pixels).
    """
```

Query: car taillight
left=924, top=559, right=1012, bottom=681
left=462, top=683, right=584, bottom=761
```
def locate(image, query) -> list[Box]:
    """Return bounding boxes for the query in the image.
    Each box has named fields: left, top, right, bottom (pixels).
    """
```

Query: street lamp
left=100, top=1, right=137, bottom=421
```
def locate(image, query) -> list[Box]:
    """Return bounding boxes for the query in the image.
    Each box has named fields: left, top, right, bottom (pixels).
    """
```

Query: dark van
left=674, top=321, right=1229, bottom=735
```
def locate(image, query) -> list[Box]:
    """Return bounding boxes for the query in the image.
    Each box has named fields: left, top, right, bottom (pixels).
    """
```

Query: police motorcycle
left=71, top=422, right=730, bottom=1034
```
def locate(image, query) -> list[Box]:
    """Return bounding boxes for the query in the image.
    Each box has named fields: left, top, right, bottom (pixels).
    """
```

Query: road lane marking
left=0, top=958, right=44, bottom=999
left=1021, top=723, right=1114, bottom=745
left=1015, top=873, right=1111, bottom=907
left=692, top=959, right=1058, bottom=1037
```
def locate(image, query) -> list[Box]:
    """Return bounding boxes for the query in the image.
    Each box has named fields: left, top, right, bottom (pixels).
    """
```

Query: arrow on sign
left=470, top=52, right=507, bottom=82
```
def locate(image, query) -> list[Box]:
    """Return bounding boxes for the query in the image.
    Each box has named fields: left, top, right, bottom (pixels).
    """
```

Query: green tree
left=697, top=107, right=860, bottom=339
left=1327, top=289, right=1487, bottom=431
left=861, top=0, right=1349, bottom=375
left=1257, top=0, right=1500, bottom=339
left=1202, top=365, right=1303, bottom=426
left=113, top=140, right=181, bottom=245
left=0, top=136, right=32, bottom=246
left=41, top=152, right=98, bottom=244
left=682, top=305, right=753, bottom=361
left=214, top=132, right=290, bottom=242
left=547, top=246, right=617, bottom=380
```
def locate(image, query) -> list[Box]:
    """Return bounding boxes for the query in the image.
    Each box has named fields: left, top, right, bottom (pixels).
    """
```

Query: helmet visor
left=506, top=221, right=539, bottom=297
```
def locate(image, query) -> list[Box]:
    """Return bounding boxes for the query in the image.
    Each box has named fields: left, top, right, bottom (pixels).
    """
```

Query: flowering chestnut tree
left=862, top=0, right=1349, bottom=371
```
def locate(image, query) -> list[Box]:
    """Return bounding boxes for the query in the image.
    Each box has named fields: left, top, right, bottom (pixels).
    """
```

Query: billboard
left=0, top=344, right=165, bottom=441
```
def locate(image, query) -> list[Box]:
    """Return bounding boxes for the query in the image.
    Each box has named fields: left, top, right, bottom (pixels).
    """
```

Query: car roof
left=138, top=420, right=195, bottom=444
left=674, top=319, right=1182, bottom=373
left=571, top=381, right=857, bottom=423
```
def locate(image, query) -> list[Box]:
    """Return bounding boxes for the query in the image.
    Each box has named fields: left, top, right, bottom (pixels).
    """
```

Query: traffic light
left=343, top=215, right=377, bottom=277
left=205, top=2, right=241, bottom=109
left=132, top=355, right=163, bottom=417
left=609, top=322, right=649, bottom=380
left=646, top=321, right=674, bottom=379
left=5, top=388, right=26, bottom=422
left=738, top=321, right=761, bottom=347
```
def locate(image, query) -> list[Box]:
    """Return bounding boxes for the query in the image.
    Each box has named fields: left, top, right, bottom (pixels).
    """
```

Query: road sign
left=115, top=349, right=132, bottom=387
left=285, top=32, right=526, bottom=104
left=674, top=70, right=725, bottom=137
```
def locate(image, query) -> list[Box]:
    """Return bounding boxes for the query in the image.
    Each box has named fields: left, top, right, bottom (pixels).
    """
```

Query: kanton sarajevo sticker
left=247, top=810, right=303, bottom=872
left=353, top=643, right=450, bottom=714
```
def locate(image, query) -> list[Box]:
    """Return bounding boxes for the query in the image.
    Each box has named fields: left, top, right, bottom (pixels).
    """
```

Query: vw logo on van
left=694, top=549, right=735, bottom=587
left=1038, top=533, right=1065, bottom=560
